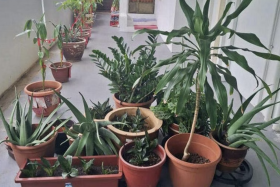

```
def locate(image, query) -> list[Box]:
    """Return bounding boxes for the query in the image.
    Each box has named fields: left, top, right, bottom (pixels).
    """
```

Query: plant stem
left=60, top=49, right=63, bottom=67
left=182, top=77, right=201, bottom=161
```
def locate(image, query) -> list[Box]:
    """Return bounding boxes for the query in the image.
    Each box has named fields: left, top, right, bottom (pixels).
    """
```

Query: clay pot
left=49, top=62, right=72, bottom=83
left=82, top=28, right=92, bottom=39
left=24, top=80, right=62, bottom=117
left=105, top=107, right=162, bottom=145
left=10, top=128, right=58, bottom=168
left=62, top=38, right=86, bottom=61
left=15, top=155, right=122, bottom=187
left=119, top=142, right=166, bottom=187
left=113, top=93, right=154, bottom=109
left=4, top=141, right=15, bottom=160
left=165, top=133, right=222, bottom=187
left=80, top=32, right=90, bottom=48
left=209, top=132, right=248, bottom=173
left=51, top=119, right=75, bottom=155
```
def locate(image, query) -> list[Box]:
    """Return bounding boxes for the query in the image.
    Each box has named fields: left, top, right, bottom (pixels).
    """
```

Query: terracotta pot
left=82, top=28, right=92, bottom=39
left=113, top=93, right=154, bottom=109
left=209, top=132, right=248, bottom=173
left=24, top=80, right=62, bottom=117
left=119, top=142, right=166, bottom=187
left=105, top=107, right=162, bottom=145
left=165, top=133, right=222, bottom=187
left=85, top=20, right=94, bottom=28
left=15, top=155, right=122, bottom=187
left=62, top=38, right=86, bottom=61
left=51, top=119, right=75, bottom=155
left=49, top=62, right=72, bottom=83
left=80, top=32, right=89, bottom=48
left=10, top=129, right=57, bottom=168
left=4, top=141, right=15, bottom=160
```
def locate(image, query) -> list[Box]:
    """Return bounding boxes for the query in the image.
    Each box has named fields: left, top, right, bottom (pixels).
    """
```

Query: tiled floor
left=0, top=13, right=280, bottom=187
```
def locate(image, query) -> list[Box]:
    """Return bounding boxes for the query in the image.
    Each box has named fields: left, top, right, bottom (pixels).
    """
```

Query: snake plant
left=55, top=92, right=124, bottom=156
left=0, top=93, right=70, bottom=146
left=133, top=0, right=280, bottom=185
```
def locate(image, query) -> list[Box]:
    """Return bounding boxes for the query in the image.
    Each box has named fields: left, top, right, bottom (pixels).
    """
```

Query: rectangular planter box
left=15, top=155, right=122, bottom=187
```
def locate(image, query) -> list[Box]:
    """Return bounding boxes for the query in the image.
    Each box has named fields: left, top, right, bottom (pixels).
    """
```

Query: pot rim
left=24, top=80, right=62, bottom=96
left=62, top=37, right=86, bottom=44
left=119, top=142, right=166, bottom=170
left=113, top=93, right=154, bottom=106
left=165, top=133, right=222, bottom=168
left=105, top=107, right=162, bottom=137
left=209, top=132, right=248, bottom=151
left=49, top=62, right=72, bottom=69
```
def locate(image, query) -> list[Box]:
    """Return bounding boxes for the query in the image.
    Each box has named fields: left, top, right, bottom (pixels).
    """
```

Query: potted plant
left=61, top=26, right=86, bottom=61
left=57, top=0, right=82, bottom=17
left=16, top=16, right=62, bottom=117
left=151, top=84, right=223, bottom=137
left=15, top=155, right=122, bottom=187
left=105, top=107, right=162, bottom=145
left=209, top=88, right=280, bottom=181
left=133, top=0, right=280, bottom=186
left=89, top=98, right=113, bottom=120
left=49, top=24, right=73, bottom=83
left=0, top=94, right=70, bottom=168
left=90, top=35, right=161, bottom=108
left=55, top=92, right=124, bottom=156
left=119, top=130, right=166, bottom=187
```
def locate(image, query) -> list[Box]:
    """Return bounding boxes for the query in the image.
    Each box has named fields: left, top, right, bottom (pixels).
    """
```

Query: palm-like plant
left=133, top=0, right=280, bottom=184
left=55, top=92, right=123, bottom=156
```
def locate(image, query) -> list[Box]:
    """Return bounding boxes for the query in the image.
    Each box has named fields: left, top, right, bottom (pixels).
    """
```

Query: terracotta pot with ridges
left=24, top=80, right=62, bottom=117
left=105, top=107, right=162, bottom=145
left=165, top=133, right=222, bottom=187
left=10, top=130, right=57, bottom=168
left=119, top=142, right=166, bottom=187
left=49, top=62, right=72, bottom=83
left=113, top=93, right=154, bottom=109
left=80, top=32, right=90, bottom=48
left=62, top=38, right=86, bottom=61
left=82, top=28, right=92, bottom=38
left=209, top=132, right=248, bottom=173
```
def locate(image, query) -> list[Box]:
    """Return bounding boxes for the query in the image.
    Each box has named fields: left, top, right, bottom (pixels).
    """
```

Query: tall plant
left=133, top=0, right=280, bottom=162
left=16, top=15, right=50, bottom=90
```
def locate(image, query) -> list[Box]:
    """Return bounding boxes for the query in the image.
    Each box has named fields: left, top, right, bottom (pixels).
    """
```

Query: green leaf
left=15, top=29, right=33, bottom=38
left=193, top=1, right=204, bottom=34
left=179, top=0, right=194, bottom=29
left=75, top=131, right=90, bottom=156
left=63, top=137, right=80, bottom=156
left=208, top=61, right=228, bottom=121
left=235, top=32, right=269, bottom=50
left=204, top=79, right=217, bottom=130
left=197, top=40, right=211, bottom=91
left=166, top=27, right=191, bottom=43
left=79, top=93, right=92, bottom=123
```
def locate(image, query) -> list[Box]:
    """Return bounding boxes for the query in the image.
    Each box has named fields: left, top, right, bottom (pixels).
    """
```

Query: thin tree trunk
left=182, top=79, right=201, bottom=161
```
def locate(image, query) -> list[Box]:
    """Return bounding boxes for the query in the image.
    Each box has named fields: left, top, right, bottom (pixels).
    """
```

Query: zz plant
left=133, top=0, right=280, bottom=184
left=90, top=35, right=161, bottom=103
left=55, top=92, right=124, bottom=156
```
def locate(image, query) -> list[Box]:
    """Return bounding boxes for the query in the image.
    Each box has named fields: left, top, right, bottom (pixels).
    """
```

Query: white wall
left=0, top=0, right=71, bottom=96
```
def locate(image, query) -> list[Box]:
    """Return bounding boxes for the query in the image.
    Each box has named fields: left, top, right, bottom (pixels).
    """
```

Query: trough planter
left=209, top=132, right=248, bottom=173
left=165, top=133, right=221, bottom=187
left=15, top=155, right=122, bottom=187
left=105, top=107, right=162, bottom=145
left=24, top=80, right=62, bottom=117
left=113, top=93, right=154, bottom=109
left=119, top=142, right=166, bottom=187
left=49, top=62, right=72, bottom=83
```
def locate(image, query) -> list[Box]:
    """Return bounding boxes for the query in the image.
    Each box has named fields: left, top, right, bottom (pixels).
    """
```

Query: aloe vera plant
left=0, top=93, right=70, bottom=146
left=55, top=92, right=124, bottom=156
left=89, top=98, right=113, bottom=119
left=133, top=0, right=280, bottom=185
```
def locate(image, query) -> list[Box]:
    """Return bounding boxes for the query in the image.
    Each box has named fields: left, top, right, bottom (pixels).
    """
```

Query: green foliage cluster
left=114, top=108, right=148, bottom=132
left=89, top=98, right=113, bottom=119
left=90, top=35, right=161, bottom=103
left=126, top=130, right=158, bottom=166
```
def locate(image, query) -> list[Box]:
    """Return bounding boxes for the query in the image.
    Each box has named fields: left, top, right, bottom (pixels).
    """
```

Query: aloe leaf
left=86, top=132, right=94, bottom=156
left=256, top=154, right=271, bottom=186
left=227, top=133, right=254, bottom=143
left=0, top=108, right=14, bottom=141
left=99, top=127, right=121, bottom=145
left=75, top=131, right=90, bottom=156
left=204, top=79, right=217, bottom=130
left=94, top=136, right=112, bottom=155
left=228, top=138, right=259, bottom=148
left=19, top=104, right=28, bottom=146
left=63, top=137, right=80, bottom=156
left=104, top=137, right=118, bottom=155
left=257, top=116, right=280, bottom=130
left=79, top=92, right=92, bottom=123
left=55, top=91, right=86, bottom=122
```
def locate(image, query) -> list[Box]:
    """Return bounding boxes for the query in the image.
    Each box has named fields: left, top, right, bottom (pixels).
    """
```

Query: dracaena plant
left=126, top=129, right=158, bottom=166
left=133, top=0, right=280, bottom=181
left=89, top=98, right=113, bottom=119
left=133, top=0, right=280, bottom=185
left=0, top=92, right=70, bottom=146
left=16, top=15, right=50, bottom=90
left=90, top=35, right=161, bottom=103
left=55, top=92, right=124, bottom=156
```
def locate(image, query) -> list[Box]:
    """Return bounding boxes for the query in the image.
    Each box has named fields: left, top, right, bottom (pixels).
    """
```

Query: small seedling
left=101, top=162, right=116, bottom=174
left=20, top=159, right=38, bottom=178
left=126, top=129, right=158, bottom=166
left=79, top=157, right=94, bottom=174
left=58, top=155, right=78, bottom=179
left=39, top=157, right=60, bottom=177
